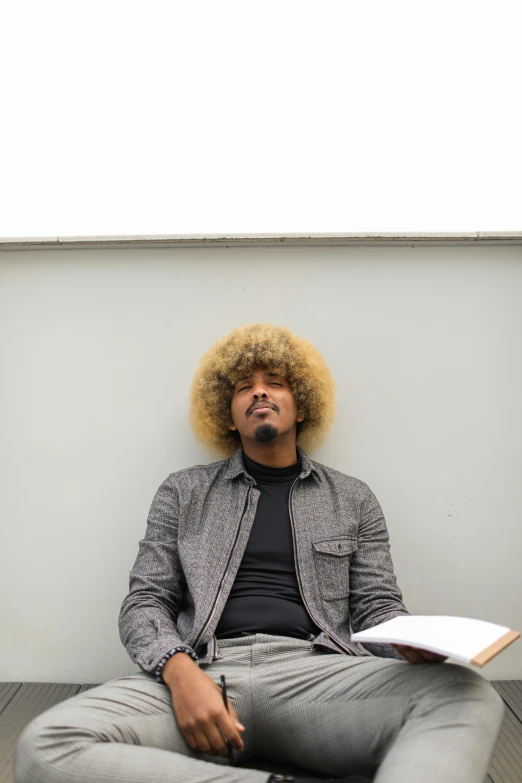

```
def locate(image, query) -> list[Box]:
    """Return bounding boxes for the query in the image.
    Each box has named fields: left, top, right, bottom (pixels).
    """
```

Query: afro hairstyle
left=189, top=322, right=336, bottom=457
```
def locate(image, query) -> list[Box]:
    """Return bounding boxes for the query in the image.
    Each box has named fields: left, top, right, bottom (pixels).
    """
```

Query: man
left=15, top=323, right=504, bottom=783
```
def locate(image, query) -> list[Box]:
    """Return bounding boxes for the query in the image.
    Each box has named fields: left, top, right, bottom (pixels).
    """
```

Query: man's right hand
left=162, top=652, right=246, bottom=757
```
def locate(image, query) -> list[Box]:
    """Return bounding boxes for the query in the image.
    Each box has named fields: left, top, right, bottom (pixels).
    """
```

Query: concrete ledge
left=1, top=232, right=522, bottom=251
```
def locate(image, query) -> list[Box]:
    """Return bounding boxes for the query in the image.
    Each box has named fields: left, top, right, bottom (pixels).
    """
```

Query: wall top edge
left=1, top=232, right=522, bottom=250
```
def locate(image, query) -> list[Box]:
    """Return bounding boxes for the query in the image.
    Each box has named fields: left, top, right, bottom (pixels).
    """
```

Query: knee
left=14, top=717, right=48, bottom=783
left=440, top=664, right=505, bottom=725
left=476, top=676, right=505, bottom=727
left=14, top=713, right=94, bottom=783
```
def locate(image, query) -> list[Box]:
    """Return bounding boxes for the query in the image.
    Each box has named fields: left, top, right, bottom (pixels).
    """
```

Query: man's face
left=229, top=366, right=304, bottom=445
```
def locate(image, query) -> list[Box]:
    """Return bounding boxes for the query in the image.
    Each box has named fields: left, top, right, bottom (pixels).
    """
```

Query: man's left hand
left=392, top=644, right=448, bottom=664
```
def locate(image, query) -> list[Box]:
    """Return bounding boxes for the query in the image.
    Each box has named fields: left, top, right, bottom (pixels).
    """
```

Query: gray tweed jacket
left=118, top=446, right=410, bottom=672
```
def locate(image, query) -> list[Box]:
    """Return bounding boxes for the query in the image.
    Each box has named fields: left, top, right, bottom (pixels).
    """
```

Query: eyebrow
left=235, top=372, right=283, bottom=385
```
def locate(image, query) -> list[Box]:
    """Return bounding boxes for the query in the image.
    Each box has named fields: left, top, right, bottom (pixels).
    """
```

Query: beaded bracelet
left=155, top=646, right=199, bottom=683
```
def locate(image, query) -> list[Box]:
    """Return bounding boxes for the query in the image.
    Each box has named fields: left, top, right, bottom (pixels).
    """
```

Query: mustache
left=247, top=402, right=279, bottom=416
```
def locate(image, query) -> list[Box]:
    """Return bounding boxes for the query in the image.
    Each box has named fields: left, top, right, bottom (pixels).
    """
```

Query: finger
left=402, top=646, right=443, bottom=663
left=191, top=729, right=212, bottom=755
left=206, top=721, right=233, bottom=757
left=184, top=728, right=206, bottom=754
left=417, top=650, right=438, bottom=660
left=403, top=646, right=427, bottom=664
left=192, top=724, right=225, bottom=757
left=217, top=712, right=245, bottom=751
left=229, top=703, right=246, bottom=733
left=393, top=644, right=414, bottom=663
left=395, top=645, right=423, bottom=664
left=419, top=651, right=448, bottom=663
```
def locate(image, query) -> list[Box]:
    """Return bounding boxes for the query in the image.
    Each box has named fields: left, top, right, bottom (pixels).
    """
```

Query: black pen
left=220, top=674, right=234, bottom=765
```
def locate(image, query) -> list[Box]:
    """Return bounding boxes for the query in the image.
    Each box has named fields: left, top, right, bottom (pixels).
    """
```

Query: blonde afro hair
left=189, top=322, right=336, bottom=458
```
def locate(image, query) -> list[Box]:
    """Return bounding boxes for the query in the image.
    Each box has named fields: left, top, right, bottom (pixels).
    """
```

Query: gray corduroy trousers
left=14, top=634, right=504, bottom=783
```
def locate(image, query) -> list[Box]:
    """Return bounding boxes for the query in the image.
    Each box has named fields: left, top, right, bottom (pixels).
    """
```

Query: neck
left=241, top=437, right=299, bottom=469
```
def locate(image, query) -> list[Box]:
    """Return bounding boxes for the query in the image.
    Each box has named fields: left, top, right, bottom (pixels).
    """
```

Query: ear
left=296, top=412, right=304, bottom=423
left=229, top=421, right=237, bottom=432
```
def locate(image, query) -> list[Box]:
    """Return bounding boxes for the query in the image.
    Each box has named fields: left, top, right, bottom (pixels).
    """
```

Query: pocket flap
left=313, top=538, right=358, bottom=556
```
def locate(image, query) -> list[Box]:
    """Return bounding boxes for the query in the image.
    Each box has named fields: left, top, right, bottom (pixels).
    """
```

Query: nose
left=251, top=379, right=270, bottom=398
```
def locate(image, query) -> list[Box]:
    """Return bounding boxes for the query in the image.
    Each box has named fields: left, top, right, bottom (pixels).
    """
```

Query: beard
left=254, top=423, right=278, bottom=443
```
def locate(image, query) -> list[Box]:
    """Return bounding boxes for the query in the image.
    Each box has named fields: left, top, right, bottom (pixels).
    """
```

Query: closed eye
left=238, top=382, right=283, bottom=392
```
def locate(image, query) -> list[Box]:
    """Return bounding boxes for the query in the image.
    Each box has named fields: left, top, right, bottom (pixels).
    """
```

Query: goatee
left=254, top=423, right=278, bottom=443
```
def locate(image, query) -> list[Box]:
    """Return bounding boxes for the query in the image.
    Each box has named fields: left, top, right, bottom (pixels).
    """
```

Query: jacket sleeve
left=349, top=481, right=411, bottom=660
left=118, top=474, right=196, bottom=673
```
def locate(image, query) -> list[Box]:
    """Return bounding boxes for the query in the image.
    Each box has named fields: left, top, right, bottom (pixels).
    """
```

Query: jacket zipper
left=288, top=478, right=353, bottom=656
left=193, top=485, right=252, bottom=652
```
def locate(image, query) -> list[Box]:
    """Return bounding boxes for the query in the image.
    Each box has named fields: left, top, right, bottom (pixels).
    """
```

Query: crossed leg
left=248, top=643, right=505, bottom=783
left=14, top=671, right=266, bottom=783
left=14, top=642, right=504, bottom=783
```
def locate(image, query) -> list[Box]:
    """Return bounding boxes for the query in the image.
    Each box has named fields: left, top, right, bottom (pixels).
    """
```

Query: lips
left=250, top=404, right=275, bottom=415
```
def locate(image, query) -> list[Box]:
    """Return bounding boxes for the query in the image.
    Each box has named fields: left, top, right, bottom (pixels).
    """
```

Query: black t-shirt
left=215, top=450, right=321, bottom=640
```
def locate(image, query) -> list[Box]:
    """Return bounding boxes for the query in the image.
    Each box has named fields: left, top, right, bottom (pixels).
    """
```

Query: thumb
left=229, top=703, right=246, bottom=731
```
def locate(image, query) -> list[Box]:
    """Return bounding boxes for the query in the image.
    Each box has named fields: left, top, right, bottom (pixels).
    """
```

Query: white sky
left=1, top=0, right=521, bottom=238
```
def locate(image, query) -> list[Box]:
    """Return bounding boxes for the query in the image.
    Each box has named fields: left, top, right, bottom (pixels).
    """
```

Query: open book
left=350, top=615, right=520, bottom=666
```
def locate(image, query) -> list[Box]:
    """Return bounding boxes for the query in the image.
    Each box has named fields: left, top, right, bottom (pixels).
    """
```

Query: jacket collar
left=224, top=444, right=322, bottom=483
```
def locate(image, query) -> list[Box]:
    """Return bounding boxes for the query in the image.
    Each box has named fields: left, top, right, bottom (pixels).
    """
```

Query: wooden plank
left=0, top=683, right=81, bottom=783
left=492, top=681, right=522, bottom=724
left=0, top=685, right=22, bottom=717
left=487, top=706, right=522, bottom=783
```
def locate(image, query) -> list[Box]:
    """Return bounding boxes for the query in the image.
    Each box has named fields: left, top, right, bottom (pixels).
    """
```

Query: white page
left=350, top=616, right=511, bottom=662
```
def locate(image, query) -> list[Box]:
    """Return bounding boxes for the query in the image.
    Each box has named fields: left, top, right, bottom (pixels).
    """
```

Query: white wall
left=1, top=243, right=521, bottom=683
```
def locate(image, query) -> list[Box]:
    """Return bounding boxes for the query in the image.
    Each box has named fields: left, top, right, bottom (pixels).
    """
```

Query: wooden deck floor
left=1, top=680, right=521, bottom=783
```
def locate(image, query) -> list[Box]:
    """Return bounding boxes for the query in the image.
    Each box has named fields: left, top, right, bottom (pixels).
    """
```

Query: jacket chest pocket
left=312, top=538, right=358, bottom=601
